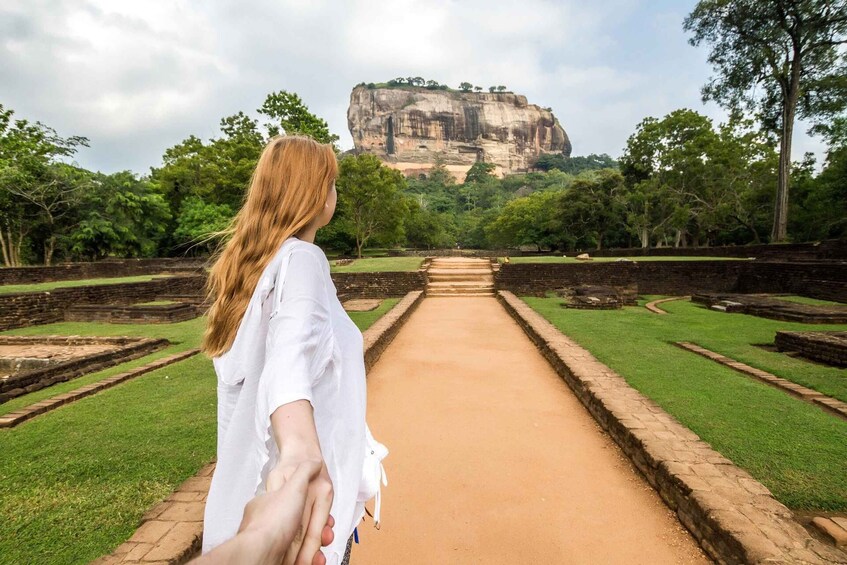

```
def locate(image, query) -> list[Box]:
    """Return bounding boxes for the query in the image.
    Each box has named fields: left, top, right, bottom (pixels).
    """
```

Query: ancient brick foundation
left=0, top=275, right=206, bottom=331
left=331, top=271, right=426, bottom=298
left=495, top=261, right=847, bottom=303
left=0, top=336, right=169, bottom=402
left=0, top=257, right=206, bottom=285
left=65, top=303, right=200, bottom=324
left=775, top=331, right=847, bottom=368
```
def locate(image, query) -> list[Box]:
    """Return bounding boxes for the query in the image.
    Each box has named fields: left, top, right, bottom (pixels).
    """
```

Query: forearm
left=190, top=530, right=278, bottom=565
left=270, top=399, right=323, bottom=461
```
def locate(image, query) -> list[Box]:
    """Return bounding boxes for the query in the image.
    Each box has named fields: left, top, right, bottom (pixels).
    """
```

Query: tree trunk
left=639, top=226, right=649, bottom=248
left=773, top=57, right=801, bottom=243
left=44, top=235, right=55, bottom=266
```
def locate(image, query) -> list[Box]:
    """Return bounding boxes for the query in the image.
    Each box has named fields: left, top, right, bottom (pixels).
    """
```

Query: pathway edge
left=497, top=290, right=846, bottom=565
left=91, top=291, right=425, bottom=564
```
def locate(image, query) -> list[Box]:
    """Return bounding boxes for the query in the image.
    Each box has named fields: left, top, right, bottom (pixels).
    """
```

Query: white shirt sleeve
left=257, top=249, right=334, bottom=420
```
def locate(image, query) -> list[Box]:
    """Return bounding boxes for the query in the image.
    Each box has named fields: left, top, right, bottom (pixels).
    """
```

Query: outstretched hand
left=265, top=455, right=335, bottom=565
left=191, top=460, right=334, bottom=565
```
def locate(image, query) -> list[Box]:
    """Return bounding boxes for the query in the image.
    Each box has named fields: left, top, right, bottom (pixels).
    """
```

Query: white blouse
left=201, top=236, right=385, bottom=564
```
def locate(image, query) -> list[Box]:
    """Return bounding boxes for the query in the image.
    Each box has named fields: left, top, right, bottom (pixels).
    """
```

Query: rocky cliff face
left=347, top=86, right=571, bottom=178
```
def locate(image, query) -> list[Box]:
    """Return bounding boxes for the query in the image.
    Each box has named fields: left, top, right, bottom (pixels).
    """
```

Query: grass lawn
left=0, top=302, right=397, bottom=564
left=499, top=256, right=750, bottom=264
left=0, top=274, right=174, bottom=295
left=523, top=295, right=847, bottom=511
left=329, top=257, right=423, bottom=273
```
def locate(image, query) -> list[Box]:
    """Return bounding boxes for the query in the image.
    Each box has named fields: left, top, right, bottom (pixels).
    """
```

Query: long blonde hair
left=201, top=135, right=338, bottom=358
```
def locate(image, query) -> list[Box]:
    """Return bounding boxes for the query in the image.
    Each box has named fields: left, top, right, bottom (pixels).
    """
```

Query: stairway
left=425, top=257, right=495, bottom=297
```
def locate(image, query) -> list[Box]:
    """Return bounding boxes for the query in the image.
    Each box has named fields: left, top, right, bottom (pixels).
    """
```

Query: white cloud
left=0, top=0, right=831, bottom=173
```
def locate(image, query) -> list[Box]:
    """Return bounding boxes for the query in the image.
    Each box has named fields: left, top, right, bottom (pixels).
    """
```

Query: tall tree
left=336, top=154, right=408, bottom=257
left=0, top=104, right=89, bottom=265
left=71, top=171, right=171, bottom=260
left=258, top=91, right=340, bottom=147
left=684, top=0, right=847, bottom=242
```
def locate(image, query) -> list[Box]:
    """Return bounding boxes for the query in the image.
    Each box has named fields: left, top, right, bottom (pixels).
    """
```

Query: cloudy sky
left=1, top=0, right=828, bottom=175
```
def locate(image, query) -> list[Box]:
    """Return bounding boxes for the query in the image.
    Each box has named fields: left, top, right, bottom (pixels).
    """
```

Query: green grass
left=774, top=295, right=846, bottom=307
left=499, top=256, right=750, bottom=264
left=0, top=275, right=174, bottom=295
left=329, top=257, right=423, bottom=273
left=0, top=317, right=206, bottom=416
left=0, top=302, right=396, bottom=564
left=524, top=296, right=847, bottom=511
left=345, top=298, right=400, bottom=328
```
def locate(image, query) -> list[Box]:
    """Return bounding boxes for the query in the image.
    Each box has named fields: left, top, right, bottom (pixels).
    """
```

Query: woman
left=200, top=135, right=385, bottom=565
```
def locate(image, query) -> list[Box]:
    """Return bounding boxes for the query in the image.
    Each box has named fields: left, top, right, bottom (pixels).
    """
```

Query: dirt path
left=354, top=296, right=710, bottom=564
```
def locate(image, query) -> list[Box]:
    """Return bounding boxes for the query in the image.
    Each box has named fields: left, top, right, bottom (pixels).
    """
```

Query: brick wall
left=495, top=261, right=846, bottom=302
left=586, top=239, right=847, bottom=261
left=0, top=276, right=206, bottom=331
left=736, top=262, right=847, bottom=302
left=495, top=261, right=745, bottom=297
left=0, top=258, right=206, bottom=285
left=331, top=271, right=426, bottom=298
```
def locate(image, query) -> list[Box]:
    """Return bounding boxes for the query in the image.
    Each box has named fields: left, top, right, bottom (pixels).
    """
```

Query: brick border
left=1, top=336, right=170, bottom=402
left=93, top=291, right=425, bottom=564
left=363, top=291, right=425, bottom=371
left=676, top=342, right=847, bottom=421
left=91, top=462, right=214, bottom=565
left=0, top=349, right=201, bottom=428
left=497, top=290, right=846, bottom=564
left=645, top=296, right=690, bottom=314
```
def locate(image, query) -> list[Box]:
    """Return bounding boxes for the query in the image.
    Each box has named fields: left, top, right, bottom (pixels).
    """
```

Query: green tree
left=70, top=171, right=171, bottom=260
left=684, top=0, right=847, bottom=242
left=0, top=104, right=89, bottom=265
left=172, top=196, right=233, bottom=255
left=258, top=91, right=340, bottom=147
left=336, top=154, right=408, bottom=257
left=403, top=196, right=450, bottom=248
left=560, top=169, right=626, bottom=250
left=620, top=109, right=720, bottom=247
left=485, top=189, right=565, bottom=250
left=459, top=82, right=473, bottom=92
left=534, top=153, right=619, bottom=174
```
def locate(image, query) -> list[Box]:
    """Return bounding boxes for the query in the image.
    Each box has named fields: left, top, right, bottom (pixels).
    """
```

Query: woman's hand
left=191, top=460, right=334, bottom=565
left=267, top=400, right=335, bottom=565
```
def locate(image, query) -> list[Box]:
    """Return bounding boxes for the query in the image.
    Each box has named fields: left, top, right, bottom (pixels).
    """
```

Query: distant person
left=200, top=135, right=388, bottom=565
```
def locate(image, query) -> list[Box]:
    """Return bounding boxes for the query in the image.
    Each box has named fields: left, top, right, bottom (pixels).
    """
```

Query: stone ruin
left=775, top=331, right=847, bottom=367
left=692, top=293, right=847, bottom=324
left=556, top=284, right=638, bottom=310
left=0, top=335, right=169, bottom=402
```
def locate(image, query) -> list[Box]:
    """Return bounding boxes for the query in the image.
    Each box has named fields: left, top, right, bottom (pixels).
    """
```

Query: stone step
left=429, top=259, right=491, bottom=264
left=427, top=291, right=496, bottom=297
left=429, top=264, right=491, bottom=270
left=428, top=273, right=494, bottom=282
left=426, top=287, right=495, bottom=295
left=428, top=268, right=491, bottom=274
left=426, top=281, right=495, bottom=289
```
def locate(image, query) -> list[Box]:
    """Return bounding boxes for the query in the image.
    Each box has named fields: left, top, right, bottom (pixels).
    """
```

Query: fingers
left=295, top=485, right=333, bottom=565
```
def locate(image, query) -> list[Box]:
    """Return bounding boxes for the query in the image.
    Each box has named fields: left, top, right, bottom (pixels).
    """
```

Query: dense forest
left=1, top=89, right=846, bottom=265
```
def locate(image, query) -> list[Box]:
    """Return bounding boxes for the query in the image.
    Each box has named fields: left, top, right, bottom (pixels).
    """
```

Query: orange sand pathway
left=354, top=296, right=709, bottom=564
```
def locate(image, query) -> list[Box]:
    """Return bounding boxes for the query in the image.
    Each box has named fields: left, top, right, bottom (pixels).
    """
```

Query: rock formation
left=347, top=85, right=571, bottom=179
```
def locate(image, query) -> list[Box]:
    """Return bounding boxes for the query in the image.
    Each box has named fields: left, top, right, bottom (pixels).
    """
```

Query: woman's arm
left=258, top=250, right=336, bottom=565
left=264, top=401, right=334, bottom=565
left=191, top=460, right=334, bottom=565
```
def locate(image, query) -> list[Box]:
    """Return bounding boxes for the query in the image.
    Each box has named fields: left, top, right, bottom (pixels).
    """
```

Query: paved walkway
left=355, top=297, right=709, bottom=564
